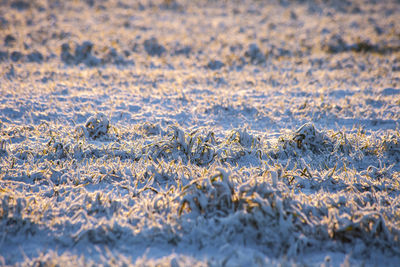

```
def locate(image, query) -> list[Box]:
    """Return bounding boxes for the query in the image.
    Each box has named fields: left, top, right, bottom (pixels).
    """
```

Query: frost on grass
left=76, top=113, right=113, bottom=141
left=61, top=41, right=100, bottom=66
left=1, top=121, right=400, bottom=265
left=206, top=60, right=225, bottom=70
left=1, top=0, right=400, bottom=265
left=144, top=37, right=166, bottom=57
left=276, top=122, right=334, bottom=156
left=61, top=41, right=132, bottom=66
left=244, top=43, right=266, bottom=65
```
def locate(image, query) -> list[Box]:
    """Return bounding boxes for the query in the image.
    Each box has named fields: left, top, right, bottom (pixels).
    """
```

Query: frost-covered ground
left=1, top=0, right=400, bottom=266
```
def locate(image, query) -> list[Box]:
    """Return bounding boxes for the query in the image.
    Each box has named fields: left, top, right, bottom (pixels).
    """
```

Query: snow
left=1, top=0, right=400, bottom=266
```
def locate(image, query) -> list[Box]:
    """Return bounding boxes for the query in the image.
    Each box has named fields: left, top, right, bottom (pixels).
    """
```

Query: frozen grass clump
left=76, top=113, right=112, bottom=141
left=4, top=34, right=16, bottom=47
left=382, top=133, right=400, bottom=159
left=179, top=168, right=236, bottom=217
left=138, top=122, right=162, bottom=136
left=227, top=127, right=260, bottom=149
left=85, top=113, right=110, bottom=139
left=173, top=44, right=192, bottom=56
left=144, top=126, right=262, bottom=167
left=276, top=122, right=333, bottom=156
left=26, top=51, right=43, bottom=63
left=206, top=60, right=225, bottom=70
left=244, top=43, right=266, bottom=64
left=10, top=51, right=23, bottom=62
left=61, top=41, right=101, bottom=66
left=178, top=167, right=316, bottom=256
left=61, top=42, right=132, bottom=66
left=330, top=131, right=357, bottom=156
left=148, top=126, right=217, bottom=166
left=327, top=203, right=400, bottom=252
left=293, top=123, right=331, bottom=152
left=0, top=194, right=41, bottom=239
left=74, top=41, right=101, bottom=66
left=321, top=34, right=348, bottom=53
left=60, top=43, right=75, bottom=64
left=321, top=34, right=378, bottom=54
left=10, top=1, right=30, bottom=10
left=47, top=140, right=70, bottom=160
left=103, top=47, right=133, bottom=65
left=143, top=37, right=166, bottom=57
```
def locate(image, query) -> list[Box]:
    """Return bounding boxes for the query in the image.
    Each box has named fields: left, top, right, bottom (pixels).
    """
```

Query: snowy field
left=1, top=0, right=400, bottom=265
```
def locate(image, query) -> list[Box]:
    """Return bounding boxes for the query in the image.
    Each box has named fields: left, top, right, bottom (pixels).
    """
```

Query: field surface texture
left=1, top=0, right=400, bottom=266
